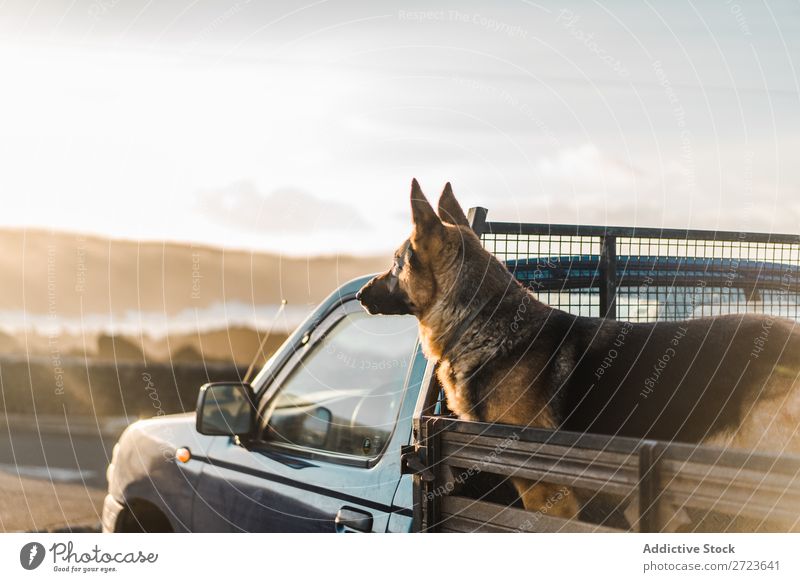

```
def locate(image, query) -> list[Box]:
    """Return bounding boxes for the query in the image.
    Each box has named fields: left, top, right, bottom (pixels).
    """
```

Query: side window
left=262, top=309, right=418, bottom=459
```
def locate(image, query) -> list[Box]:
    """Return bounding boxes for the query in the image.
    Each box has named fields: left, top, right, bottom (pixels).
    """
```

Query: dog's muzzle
left=357, top=274, right=413, bottom=316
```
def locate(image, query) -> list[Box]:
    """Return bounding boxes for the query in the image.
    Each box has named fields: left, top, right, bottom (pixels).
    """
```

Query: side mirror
left=196, top=382, right=256, bottom=437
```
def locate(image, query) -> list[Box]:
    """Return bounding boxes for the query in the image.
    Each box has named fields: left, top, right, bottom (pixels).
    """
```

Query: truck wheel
left=116, top=500, right=173, bottom=533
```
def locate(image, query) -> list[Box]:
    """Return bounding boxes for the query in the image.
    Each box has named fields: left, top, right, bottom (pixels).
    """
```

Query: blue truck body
left=103, top=246, right=800, bottom=533
left=103, top=275, right=427, bottom=532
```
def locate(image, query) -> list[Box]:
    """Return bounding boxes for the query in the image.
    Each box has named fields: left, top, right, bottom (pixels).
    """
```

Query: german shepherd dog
left=357, top=179, right=800, bottom=523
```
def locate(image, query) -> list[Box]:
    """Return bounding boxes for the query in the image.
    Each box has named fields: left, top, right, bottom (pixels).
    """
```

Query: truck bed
left=408, top=209, right=800, bottom=532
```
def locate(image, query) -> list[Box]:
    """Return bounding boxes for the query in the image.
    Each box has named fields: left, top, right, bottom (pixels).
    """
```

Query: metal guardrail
left=478, top=213, right=800, bottom=322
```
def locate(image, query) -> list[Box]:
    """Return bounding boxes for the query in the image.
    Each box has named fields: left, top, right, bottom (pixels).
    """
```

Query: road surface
left=0, top=416, right=126, bottom=532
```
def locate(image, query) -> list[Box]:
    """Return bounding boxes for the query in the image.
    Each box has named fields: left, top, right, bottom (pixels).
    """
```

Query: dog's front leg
left=511, top=477, right=579, bottom=521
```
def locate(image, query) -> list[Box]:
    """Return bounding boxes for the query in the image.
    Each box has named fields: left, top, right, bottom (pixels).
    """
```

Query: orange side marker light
left=175, top=447, right=192, bottom=463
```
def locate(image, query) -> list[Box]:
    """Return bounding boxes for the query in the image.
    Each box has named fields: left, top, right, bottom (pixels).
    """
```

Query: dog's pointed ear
left=437, top=182, right=469, bottom=227
left=410, top=178, right=442, bottom=234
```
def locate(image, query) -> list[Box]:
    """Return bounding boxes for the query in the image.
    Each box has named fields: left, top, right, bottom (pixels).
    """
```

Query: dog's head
left=357, top=179, right=476, bottom=318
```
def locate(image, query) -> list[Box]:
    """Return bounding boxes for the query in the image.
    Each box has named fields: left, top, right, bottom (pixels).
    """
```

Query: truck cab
left=103, top=275, right=427, bottom=532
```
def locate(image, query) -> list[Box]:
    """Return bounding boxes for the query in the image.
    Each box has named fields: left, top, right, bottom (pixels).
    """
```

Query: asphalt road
left=0, top=418, right=125, bottom=532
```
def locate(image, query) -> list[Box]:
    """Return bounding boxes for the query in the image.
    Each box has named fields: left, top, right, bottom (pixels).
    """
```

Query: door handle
left=335, top=506, right=373, bottom=533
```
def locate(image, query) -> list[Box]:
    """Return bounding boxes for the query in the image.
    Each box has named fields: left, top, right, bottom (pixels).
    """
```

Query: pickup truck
left=103, top=209, right=800, bottom=533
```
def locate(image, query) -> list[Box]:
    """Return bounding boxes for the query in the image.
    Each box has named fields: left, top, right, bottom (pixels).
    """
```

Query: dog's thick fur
left=358, top=179, right=800, bottom=521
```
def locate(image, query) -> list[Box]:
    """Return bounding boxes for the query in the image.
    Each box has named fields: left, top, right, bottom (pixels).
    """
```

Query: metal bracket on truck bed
left=400, top=445, right=434, bottom=482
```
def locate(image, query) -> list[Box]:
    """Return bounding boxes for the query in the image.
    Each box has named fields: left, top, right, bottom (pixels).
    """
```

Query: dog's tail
left=780, top=318, right=800, bottom=368
left=765, top=318, right=800, bottom=395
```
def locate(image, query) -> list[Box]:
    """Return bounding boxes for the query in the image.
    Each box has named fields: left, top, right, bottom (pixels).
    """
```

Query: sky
left=0, top=0, right=798, bottom=256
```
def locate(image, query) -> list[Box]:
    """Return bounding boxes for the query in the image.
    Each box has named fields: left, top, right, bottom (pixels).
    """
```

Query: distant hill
left=0, top=228, right=387, bottom=317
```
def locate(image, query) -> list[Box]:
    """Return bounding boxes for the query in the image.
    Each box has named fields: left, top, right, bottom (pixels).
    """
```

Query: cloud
left=487, top=144, right=688, bottom=225
left=533, top=144, right=642, bottom=192
left=196, top=181, right=368, bottom=233
left=485, top=143, right=800, bottom=234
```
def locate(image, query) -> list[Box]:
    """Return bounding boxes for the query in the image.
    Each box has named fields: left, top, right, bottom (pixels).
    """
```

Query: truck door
left=192, top=300, right=419, bottom=532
